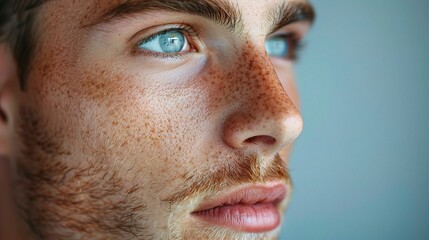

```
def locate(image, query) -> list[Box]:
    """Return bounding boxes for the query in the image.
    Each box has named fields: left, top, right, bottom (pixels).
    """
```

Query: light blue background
left=281, top=1, right=429, bottom=239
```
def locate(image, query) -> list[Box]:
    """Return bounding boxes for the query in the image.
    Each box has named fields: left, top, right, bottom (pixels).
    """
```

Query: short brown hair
left=0, top=0, right=46, bottom=90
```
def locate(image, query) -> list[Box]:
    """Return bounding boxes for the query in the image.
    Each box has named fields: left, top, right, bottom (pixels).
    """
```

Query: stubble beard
left=12, top=107, right=290, bottom=240
left=13, top=108, right=150, bottom=240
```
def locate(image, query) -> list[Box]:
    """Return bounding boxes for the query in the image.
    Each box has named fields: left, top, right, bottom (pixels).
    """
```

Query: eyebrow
left=267, top=1, right=315, bottom=33
left=90, top=0, right=315, bottom=33
left=90, top=0, right=242, bottom=31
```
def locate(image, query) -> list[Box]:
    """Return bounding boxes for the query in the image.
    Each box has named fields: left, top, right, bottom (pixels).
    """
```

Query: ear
left=0, top=43, right=19, bottom=155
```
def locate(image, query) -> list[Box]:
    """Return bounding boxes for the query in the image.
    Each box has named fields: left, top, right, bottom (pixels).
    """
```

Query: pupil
left=265, top=37, right=288, bottom=57
left=159, top=31, right=185, bottom=53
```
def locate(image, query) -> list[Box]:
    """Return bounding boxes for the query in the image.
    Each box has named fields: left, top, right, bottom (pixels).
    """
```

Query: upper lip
left=191, top=183, right=287, bottom=213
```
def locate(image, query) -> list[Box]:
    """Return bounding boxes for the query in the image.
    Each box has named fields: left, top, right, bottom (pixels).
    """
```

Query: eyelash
left=133, top=24, right=200, bottom=60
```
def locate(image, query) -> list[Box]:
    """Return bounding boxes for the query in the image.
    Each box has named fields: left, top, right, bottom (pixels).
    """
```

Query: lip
left=191, top=183, right=287, bottom=232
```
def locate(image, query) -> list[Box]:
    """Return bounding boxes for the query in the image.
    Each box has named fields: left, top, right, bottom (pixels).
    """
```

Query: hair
left=0, top=0, right=46, bottom=90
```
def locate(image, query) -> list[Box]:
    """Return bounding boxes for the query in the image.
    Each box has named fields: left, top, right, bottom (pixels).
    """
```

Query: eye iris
left=159, top=31, right=185, bottom=53
left=265, top=37, right=288, bottom=58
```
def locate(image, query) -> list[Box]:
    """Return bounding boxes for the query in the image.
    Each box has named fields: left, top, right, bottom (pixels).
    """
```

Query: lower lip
left=192, top=202, right=281, bottom=232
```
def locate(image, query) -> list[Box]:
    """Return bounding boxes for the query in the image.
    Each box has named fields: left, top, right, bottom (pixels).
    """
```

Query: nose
left=222, top=48, right=303, bottom=157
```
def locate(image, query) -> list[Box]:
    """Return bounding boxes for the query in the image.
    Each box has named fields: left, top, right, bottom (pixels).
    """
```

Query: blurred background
left=281, top=0, right=429, bottom=239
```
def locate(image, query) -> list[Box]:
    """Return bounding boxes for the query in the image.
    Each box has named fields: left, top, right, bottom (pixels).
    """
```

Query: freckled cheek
left=27, top=45, right=214, bottom=192
left=77, top=77, right=213, bottom=181
left=34, top=60, right=218, bottom=191
left=195, top=69, right=238, bottom=112
left=61, top=98, right=186, bottom=192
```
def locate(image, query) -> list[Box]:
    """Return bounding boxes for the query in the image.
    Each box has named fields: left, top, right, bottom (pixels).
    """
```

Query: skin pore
left=1, top=0, right=314, bottom=239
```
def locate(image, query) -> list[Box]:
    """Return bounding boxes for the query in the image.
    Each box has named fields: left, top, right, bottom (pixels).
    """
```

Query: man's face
left=10, top=0, right=312, bottom=239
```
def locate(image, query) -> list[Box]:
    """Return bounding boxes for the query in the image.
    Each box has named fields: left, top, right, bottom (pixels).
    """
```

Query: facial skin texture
left=2, top=0, right=312, bottom=239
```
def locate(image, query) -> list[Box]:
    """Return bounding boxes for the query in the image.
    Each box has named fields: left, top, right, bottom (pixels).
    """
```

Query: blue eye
left=265, top=36, right=289, bottom=58
left=138, top=30, right=188, bottom=53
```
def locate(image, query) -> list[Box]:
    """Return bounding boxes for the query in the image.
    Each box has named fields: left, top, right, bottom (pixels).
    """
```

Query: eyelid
left=268, top=20, right=310, bottom=39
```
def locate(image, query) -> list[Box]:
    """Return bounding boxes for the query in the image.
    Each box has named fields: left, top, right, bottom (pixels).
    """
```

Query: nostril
left=244, top=135, right=276, bottom=145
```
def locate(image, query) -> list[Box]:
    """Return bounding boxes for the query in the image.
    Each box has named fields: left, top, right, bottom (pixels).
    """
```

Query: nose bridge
left=221, top=41, right=303, bottom=156
left=237, top=42, right=298, bottom=123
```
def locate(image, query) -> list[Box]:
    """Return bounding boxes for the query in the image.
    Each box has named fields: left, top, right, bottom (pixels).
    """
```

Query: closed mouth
left=191, top=183, right=287, bottom=232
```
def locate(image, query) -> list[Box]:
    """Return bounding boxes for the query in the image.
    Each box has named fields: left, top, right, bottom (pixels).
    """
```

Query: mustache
left=164, top=154, right=291, bottom=204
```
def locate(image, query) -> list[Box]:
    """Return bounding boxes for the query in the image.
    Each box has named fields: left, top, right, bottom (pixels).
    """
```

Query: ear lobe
left=0, top=43, right=18, bottom=154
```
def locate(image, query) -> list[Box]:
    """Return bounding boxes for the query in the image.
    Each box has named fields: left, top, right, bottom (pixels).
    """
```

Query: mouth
left=191, top=183, right=287, bottom=233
